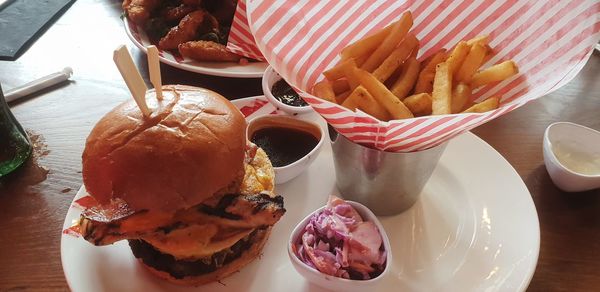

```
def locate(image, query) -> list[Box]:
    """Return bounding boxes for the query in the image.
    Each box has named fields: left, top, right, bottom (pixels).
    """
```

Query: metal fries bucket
left=329, top=125, right=446, bottom=216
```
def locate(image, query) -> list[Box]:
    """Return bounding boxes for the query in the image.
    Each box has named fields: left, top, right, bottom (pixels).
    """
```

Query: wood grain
left=0, top=0, right=598, bottom=291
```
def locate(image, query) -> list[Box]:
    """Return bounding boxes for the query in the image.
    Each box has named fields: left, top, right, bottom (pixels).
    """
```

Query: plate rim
left=460, top=130, right=541, bottom=292
left=122, top=18, right=267, bottom=78
left=60, top=95, right=540, bottom=291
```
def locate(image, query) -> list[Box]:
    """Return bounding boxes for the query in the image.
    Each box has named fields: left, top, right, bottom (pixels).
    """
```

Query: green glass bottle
left=0, top=83, right=32, bottom=177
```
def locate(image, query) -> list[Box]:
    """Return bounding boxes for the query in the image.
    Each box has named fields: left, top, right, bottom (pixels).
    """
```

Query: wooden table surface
left=0, top=1, right=598, bottom=291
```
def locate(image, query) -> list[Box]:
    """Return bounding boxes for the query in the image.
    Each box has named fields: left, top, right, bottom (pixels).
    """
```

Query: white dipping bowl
left=288, top=201, right=392, bottom=292
left=262, top=65, right=313, bottom=115
left=247, top=115, right=324, bottom=184
left=543, top=122, right=600, bottom=192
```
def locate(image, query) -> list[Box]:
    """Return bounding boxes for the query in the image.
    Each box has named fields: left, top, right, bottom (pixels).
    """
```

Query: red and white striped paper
left=237, top=0, right=600, bottom=152
left=227, top=0, right=266, bottom=61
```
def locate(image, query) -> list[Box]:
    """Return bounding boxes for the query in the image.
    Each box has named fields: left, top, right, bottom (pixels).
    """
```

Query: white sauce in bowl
left=552, top=140, right=600, bottom=175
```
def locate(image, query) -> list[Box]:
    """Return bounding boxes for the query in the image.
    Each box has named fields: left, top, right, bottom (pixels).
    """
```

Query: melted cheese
left=142, top=224, right=254, bottom=260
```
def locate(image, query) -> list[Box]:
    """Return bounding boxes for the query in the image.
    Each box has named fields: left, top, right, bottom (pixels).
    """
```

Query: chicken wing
left=178, top=40, right=242, bottom=62
left=182, top=0, right=203, bottom=6
left=159, top=10, right=213, bottom=50
left=123, top=0, right=159, bottom=26
left=161, top=4, right=197, bottom=23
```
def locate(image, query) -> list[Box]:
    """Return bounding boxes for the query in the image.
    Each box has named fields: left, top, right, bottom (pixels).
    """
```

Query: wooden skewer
left=113, top=45, right=151, bottom=117
left=147, top=45, right=163, bottom=100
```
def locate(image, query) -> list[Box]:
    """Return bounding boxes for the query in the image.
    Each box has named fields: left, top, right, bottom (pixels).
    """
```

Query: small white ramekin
left=262, top=65, right=313, bottom=115
left=288, top=201, right=392, bottom=291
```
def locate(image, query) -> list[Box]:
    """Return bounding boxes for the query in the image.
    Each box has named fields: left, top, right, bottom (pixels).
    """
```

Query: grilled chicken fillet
left=79, top=192, right=284, bottom=246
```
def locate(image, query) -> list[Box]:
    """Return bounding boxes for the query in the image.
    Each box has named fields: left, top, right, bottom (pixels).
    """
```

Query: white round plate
left=61, top=96, right=539, bottom=292
left=123, top=19, right=268, bottom=78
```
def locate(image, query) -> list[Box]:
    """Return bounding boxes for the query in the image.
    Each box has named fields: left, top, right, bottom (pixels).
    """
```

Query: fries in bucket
left=311, top=11, right=519, bottom=121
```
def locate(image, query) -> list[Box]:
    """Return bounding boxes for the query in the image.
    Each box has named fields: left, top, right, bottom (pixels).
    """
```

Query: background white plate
left=123, top=19, right=268, bottom=78
left=61, top=96, right=539, bottom=292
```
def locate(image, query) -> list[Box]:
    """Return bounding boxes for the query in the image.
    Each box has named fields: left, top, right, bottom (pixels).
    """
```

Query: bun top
left=82, top=85, right=246, bottom=212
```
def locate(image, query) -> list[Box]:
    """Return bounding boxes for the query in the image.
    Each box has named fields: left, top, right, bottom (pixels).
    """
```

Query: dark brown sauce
left=251, top=127, right=318, bottom=167
left=271, top=79, right=308, bottom=107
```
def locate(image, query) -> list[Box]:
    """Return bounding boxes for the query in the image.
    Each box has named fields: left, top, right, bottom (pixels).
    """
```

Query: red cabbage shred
left=294, top=196, right=386, bottom=280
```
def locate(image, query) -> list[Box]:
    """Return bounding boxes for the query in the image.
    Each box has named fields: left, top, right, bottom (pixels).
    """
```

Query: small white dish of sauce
left=262, top=65, right=313, bottom=115
left=247, top=115, right=324, bottom=184
left=543, top=122, right=600, bottom=192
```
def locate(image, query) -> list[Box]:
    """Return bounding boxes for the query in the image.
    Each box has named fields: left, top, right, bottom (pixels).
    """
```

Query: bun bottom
left=137, top=228, right=271, bottom=286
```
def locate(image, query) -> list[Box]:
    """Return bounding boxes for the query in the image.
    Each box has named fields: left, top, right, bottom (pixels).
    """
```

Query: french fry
left=462, top=96, right=500, bottom=113
left=345, top=86, right=391, bottom=121
left=456, top=43, right=487, bottom=83
left=414, top=49, right=447, bottom=94
left=482, top=45, right=494, bottom=64
left=355, top=54, right=370, bottom=67
left=404, top=93, right=432, bottom=116
left=466, top=35, right=489, bottom=46
left=446, top=41, right=469, bottom=75
left=409, top=42, right=420, bottom=59
left=419, top=52, right=435, bottom=70
left=312, top=80, right=336, bottom=103
left=358, top=100, right=391, bottom=121
left=431, top=62, right=452, bottom=115
left=354, top=68, right=414, bottom=119
left=361, top=11, right=413, bottom=72
left=372, top=34, right=418, bottom=82
left=331, top=79, right=350, bottom=94
left=451, top=82, right=472, bottom=113
left=390, top=57, right=420, bottom=99
left=384, top=66, right=403, bottom=88
left=323, top=58, right=357, bottom=81
left=340, top=21, right=397, bottom=60
left=470, top=60, right=519, bottom=88
left=415, top=72, right=435, bottom=93
left=344, top=63, right=361, bottom=90
left=336, top=90, right=351, bottom=104
left=341, top=89, right=360, bottom=110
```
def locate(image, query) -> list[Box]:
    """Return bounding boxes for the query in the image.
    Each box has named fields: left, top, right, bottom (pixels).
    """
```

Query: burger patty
left=129, top=228, right=264, bottom=279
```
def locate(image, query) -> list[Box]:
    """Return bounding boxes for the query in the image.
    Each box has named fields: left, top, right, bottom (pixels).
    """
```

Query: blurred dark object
left=202, top=0, right=237, bottom=27
left=0, top=0, right=76, bottom=60
left=0, top=83, right=31, bottom=176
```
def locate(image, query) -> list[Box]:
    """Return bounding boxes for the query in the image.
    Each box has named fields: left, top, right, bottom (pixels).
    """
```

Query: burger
left=76, top=85, right=285, bottom=285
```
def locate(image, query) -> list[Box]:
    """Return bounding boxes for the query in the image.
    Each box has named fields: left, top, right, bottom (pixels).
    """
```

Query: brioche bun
left=82, top=85, right=246, bottom=212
